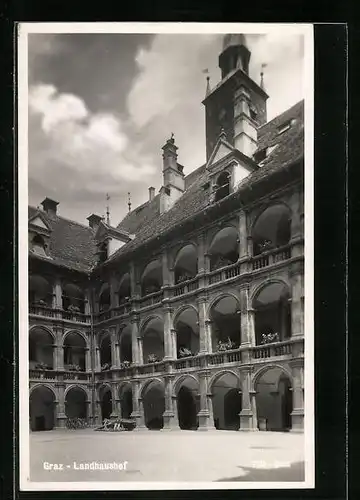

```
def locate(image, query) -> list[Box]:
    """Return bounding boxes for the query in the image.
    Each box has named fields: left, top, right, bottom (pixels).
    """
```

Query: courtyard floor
left=29, top=429, right=305, bottom=484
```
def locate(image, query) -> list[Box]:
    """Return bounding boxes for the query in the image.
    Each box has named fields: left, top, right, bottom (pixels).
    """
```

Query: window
left=32, top=234, right=47, bottom=257
left=98, top=241, right=108, bottom=263
left=215, top=171, right=230, bottom=202
left=277, top=121, right=291, bottom=135
left=254, top=148, right=267, bottom=164
left=249, top=106, right=258, bottom=121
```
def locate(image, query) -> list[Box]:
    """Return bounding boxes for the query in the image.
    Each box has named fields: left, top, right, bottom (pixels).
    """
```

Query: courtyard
left=29, top=429, right=305, bottom=483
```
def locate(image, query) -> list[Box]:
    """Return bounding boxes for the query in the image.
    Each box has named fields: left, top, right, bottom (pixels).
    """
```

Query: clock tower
left=203, top=34, right=269, bottom=160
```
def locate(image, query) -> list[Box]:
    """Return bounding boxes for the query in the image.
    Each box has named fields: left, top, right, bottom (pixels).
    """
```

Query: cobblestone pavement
left=28, top=429, right=305, bottom=483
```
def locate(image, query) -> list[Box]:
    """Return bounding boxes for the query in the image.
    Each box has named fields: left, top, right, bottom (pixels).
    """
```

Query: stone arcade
left=28, top=34, right=304, bottom=434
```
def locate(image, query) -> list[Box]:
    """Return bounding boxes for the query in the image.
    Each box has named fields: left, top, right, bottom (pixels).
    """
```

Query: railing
left=174, top=356, right=202, bottom=370
left=138, top=290, right=163, bottom=309
left=137, top=361, right=166, bottom=375
left=208, top=261, right=240, bottom=285
left=29, top=369, right=91, bottom=381
left=63, top=371, right=90, bottom=381
left=207, top=348, right=242, bottom=365
left=97, top=308, right=112, bottom=322
left=251, top=339, right=294, bottom=360
left=29, top=369, right=56, bottom=380
left=113, top=302, right=131, bottom=317
left=30, top=305, right=90, bottom=323
left=29, top=304, right=56, bottom=318
left=251, top=244, right=291, bottom=271
left=173, top=277, right=199, bottom=297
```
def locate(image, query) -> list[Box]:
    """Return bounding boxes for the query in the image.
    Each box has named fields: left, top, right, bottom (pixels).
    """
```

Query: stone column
left=238, top=210, right=249, bottom=274
left=54, top=328, right=64, bottom=370
left=55, top=383, right=66, bottom=428
left=131, top=381, right=146, bottom=430
left=290, top=269, right=303, bottom=338
left=130, top=261, right=141, bottom=299
left=163, top=376, right=180, bottom=430
left=131, top=315, right=140, bottom=365
left=197, top=371, right=215, bottom=430
left=137, top=336, right=144, bottom=365
left=197, top=233, right=206, bottom=288
left=94, top=337, right=101, bottom=372
left=239, top=369, right=258, bottom=431
left=290, top=362, right=304, bottom=431
left=197, top=296, right=210, bottom=354
left=163, top=305, right=174, bottom=360
left=247, top=236, right=253, bottom=257
left=53, top=277, right=62, bottom=309
left=162, top=251, right=170, bottom=287
left=170, top=328, right=177, bottom=359
left=85, top=347, right=91, bottom=372
left=110, top=384, right=119, bottom=419
left=239, top=288, right=250, bottom=347
left=289, top=190, right=304, bottom=258
left=110, top=327, right=118, bottom=369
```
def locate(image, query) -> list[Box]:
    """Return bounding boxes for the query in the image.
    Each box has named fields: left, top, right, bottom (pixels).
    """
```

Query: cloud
left=29, top=83, right=156, bottom=199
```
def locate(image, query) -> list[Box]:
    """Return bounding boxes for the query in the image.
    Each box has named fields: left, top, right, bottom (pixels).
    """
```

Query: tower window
left=215, top=171, right=231, bottom=202
left=32, top=234, right=47, bottom=257
left=98, top=241, right=108, bottom=263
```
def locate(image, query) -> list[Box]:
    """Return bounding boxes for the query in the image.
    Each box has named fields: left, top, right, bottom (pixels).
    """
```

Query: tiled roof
left=28, top=100, right=304, bottom=272
left=111, top=100, right=304, bottom=263
left=28, top=206, right=97, bottom=273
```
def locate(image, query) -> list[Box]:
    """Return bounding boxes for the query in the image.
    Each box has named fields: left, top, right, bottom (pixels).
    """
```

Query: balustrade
left=252, top=244, right=291, bottom=271
left=138, top=290, right=163, bottom=309
left=173, top=277, right=199, bottom=296
left=30, top=305, right=90, bottom=323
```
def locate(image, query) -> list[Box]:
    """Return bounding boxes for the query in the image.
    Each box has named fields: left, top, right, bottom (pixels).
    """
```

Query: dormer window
left=32, top=234, right=48, bottom=257
left=98, top=241, right=108, bottom=263
left=277, top=121, right=291, bottom=135
left=215, top=171, right=230, bottom=202
left=254, top=148, right=267, bottom=164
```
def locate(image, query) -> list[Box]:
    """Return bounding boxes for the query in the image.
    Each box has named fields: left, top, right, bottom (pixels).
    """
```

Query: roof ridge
left=29, top=206, right=95, bottom=231
left=258, top=99, right=304, bottom=131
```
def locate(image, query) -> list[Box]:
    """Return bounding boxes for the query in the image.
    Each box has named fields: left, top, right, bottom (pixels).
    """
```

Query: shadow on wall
left=216, top=461, right=305, bottom=482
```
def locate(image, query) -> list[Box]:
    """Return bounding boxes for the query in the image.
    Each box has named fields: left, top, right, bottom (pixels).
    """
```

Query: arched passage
left=118, top=273, right=131, bottom=305
left=253, top=282, right=291, bottom=344
left=99, top=333, right=112, bottom=369
left=142, top=317, right=164, bottom=363
left=174, top=307, right=199, bottom=358
left=29, top=327, right=54, bottom=370
left=210, top=295, right=241, bottom=351
left=119, top=325, right=132, bottom=363
left=141, top=260, right=162, bottom=296
left=99, top=386, right=112, bottom=421
left=29, top=274, right=52, bottom=306
left=209, top=226, right=239, bottom=271
left=255, top=367, right=293, bottom=431
left=211, top=372, right=241, bottom=430
left=29, top=385, right=55, bottom=431
left=65, top=387, right=87, bottom=419
left=63, top=331, right=86, bottom=371
left=174, top=244, right=198, bottom=284
left=63, top=283, right=85, bottom=313
left=252, top=204, right=291, bottom=255
left=176, top=377, right=199, bottom=430
left=142, top=380, right=165, bottom=430
left=119, top=384, right=133, bottom=419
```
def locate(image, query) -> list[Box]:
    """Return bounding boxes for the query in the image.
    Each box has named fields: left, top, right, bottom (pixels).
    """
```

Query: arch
left=253, top=364, right=293, bottom=431
left=62, top=282, right=85, bottom=313
left=209, top=369, right=241, bottom=392
left=140, top=377, right=164, bottom=399
left=251, top=201, right=293, bottom=233
left=98, top=282, right=110, bottom=297
left=210, top=370, right=241, bottom=430
left=97, top=383, right=112, bottom=397
left=139, top=314, right=164, bottom=336
left=62, top=329, right=88, bottom=346
left=65, top=385, right=88, bottom=419
left=251, top=278, right=291, bottom=306
left=173, top=243, right=198, bottom=284
left=29, top=326, right=55, bottom=369
left=64, top=384, right=89, bottom=400
left=251, top=280, right=291, bottom=344
left=119, top=324, right=132, bottom=363
left=207, top=292, right=241, bottom=320
left=29, top=274, right=52, bottom=305
left=173, top=306, right=199, bottom=358
left=29, top=384, right=56, bottom=431
left=140, top=259, right=163, bottom=295
left=252, top=363, right=293, bottom=392
left=29, top=383, right=57, bottom=399
left=117, top=273, right=131, bottom=304
left=98, top=283, right=111, bottom=312
left=29, top=324, right=55, bottom=341
left=118, top=381, right=132, bottom=398
left=173, top=304, right=199, bottom=327
left=173, top=374, right=200, bottom=396
left=251, top=203, right=292, bottom=256
left=215, top=171, right=231, bottom=201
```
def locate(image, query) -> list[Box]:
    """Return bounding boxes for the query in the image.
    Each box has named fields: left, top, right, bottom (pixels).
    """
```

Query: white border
left=18, top=22, right=314, bottom=491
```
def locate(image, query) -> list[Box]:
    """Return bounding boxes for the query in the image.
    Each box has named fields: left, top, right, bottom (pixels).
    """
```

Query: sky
left=27, top=30, right=305, bottom=226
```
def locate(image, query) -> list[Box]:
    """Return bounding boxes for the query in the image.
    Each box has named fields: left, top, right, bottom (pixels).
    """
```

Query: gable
left=207, top=139, right=234, bottom=170
left=30, top=215, right=49, bottom=230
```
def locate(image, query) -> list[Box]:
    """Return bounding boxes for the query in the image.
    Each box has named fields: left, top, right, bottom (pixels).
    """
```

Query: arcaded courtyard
left=29, top=429, right=305, bottom=483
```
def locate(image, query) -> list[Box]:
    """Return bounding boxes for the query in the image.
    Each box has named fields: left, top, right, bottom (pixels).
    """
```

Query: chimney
left=41, top=197, right=59, bottom=217
left=87, top=213, right=103, bottom=231
left=160, top=134, right=185, bottom=213
left=148, top=186, right=155, bottom=201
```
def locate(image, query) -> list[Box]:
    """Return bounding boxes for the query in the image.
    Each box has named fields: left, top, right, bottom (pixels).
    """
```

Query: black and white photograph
left=18, top=22, right=314, bottom=491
